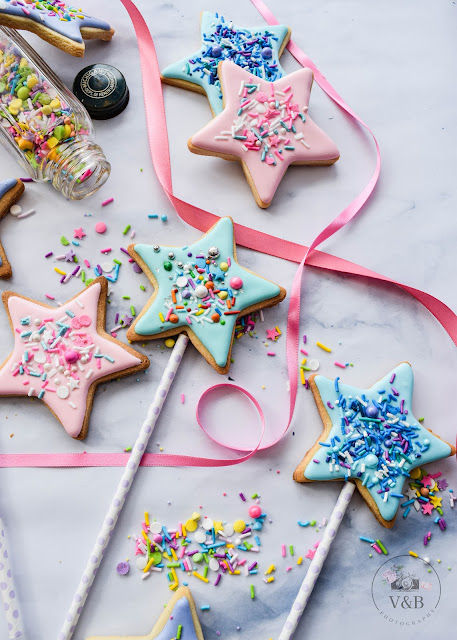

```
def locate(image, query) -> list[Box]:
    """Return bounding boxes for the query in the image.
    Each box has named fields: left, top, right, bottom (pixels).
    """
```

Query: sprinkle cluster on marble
left=12, top=306, right=110, bottom=405
left=217, top=79, right=310, bottom=166
left=44, top=221, right=148, bottom=335
left=402, top=467, right=453, bottom=525
left=153, top=243, right=244, bottom=330
left=181, top=14, right=284, bottom=98
left=120, top=493, right=330, bottom=598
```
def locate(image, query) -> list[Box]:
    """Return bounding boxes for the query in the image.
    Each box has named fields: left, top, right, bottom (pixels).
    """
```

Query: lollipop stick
left=279, top=481, right=356, bottom=640
left=0, top=518, right=24, bottom=639
left=57, top=334, right=189, bottom=640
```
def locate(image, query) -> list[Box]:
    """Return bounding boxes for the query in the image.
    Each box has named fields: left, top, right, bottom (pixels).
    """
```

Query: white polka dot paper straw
left=0, top=519, right=24, bottom=639
left=57, top=334, right=189, bottom=640
left=278, top=481, right=356, bottom=640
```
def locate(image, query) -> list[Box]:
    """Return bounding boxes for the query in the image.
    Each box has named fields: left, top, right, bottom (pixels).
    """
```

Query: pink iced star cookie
left=0, top=277, right=149, bottom=439
left=188, top=61, right=340, bottom=208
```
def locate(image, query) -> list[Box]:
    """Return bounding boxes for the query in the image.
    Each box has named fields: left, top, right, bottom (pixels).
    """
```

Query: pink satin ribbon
left=0, top=1, right=456, bottom=469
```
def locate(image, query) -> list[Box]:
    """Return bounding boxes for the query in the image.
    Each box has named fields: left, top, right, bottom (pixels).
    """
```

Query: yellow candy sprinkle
left=233, top=520, right=246, bottom=533
left=165, top=338, right=175, bottom=348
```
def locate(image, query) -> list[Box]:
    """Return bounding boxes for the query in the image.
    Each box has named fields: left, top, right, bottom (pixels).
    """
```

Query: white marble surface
left=0, top=0, right=455, bottom=638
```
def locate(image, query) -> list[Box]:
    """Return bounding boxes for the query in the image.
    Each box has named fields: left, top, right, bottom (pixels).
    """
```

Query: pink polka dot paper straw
left=278, top=481, right=356, bottom=639
left=57, top=334, right=189, bottom=640
left=0, top=519, right=24, bottom=639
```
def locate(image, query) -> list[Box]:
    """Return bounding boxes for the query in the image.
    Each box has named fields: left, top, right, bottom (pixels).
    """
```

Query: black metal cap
left=73, top=64, right=129, bottom=120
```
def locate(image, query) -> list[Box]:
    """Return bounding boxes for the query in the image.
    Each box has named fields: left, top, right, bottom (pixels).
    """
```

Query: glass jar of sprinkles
left=0, top=27, right=110, bottom=199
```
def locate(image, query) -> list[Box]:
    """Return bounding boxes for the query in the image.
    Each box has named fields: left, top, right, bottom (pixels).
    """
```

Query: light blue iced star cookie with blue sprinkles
left=161, top=11, right=291, bottom=115
left=126, top=217, right=286, bottom=374
left=293, top=362, right=455, bottom=528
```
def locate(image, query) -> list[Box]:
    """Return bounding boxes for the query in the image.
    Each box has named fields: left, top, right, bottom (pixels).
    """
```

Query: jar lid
left=73, top=64, right=129, bottom=120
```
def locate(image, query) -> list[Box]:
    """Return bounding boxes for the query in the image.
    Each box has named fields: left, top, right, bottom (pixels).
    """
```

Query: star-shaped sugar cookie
left=0, top=1, right=114, bottom=57
left=0, top=178, right=24, bottom=279
left=293, top=363, right=455, bottom=528
left=188, top=61, right=340, bottom=208
left=0, top=277, right=149, bottom=439
left=161, top=11, right=290, bottom=115
left=87, top=586, right=204, bottom=640
left=126, top=217, right=286, bottom=374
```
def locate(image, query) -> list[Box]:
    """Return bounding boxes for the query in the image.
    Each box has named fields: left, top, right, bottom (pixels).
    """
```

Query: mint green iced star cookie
left=126, top=217, right=286, bottom=373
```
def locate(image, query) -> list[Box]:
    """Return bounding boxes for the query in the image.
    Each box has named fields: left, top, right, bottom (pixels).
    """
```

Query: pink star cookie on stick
left=188, top=61, right=340, bottom=208
left=0, top=277, right=149, bottom=439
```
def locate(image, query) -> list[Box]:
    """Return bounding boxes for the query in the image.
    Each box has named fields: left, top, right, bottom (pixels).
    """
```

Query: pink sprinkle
left=283, top=85, right=291, bottom=92
left=180, top=394, right=185, bottom=404
left=100, top=248, right=112, bottom=254
left=165, top=308, right=172, bottom=322
left=186, top=316, right=192, bottom=325
left=23, top=380, right=29, bottom=386
left=45, top=294, right=55, bottom=300
left=227, top=257, right=231, bottom=267
left=84, top=259, right=91, bottom=268
left=281, top=544, right=286, bottom=557
left=101, top=197, right=114, bottom=207
left=300, top=349, right=308, bottom=355
left=286, top=567, right=293, bottom=572
left=267, top=352, right=275, bottom=356
left=274, top=150, right=285, bottom=161
left=334, top=361, right=346, bottom=369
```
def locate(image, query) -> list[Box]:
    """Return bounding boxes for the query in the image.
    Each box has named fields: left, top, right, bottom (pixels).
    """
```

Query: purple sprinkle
left=239, top=492, right=246, bottom=501
left=214, top=573, right=222, bottom=586
left=45, top=252, right=53, bottom=258
left=120, top=247, right=130, bottom=255
left=390, top=373, right=396, bottom=383
left=313, top=459, right=320, bottom=464
left=327, top=401, right=334, bottom=409
left=116, top=561, right=130, bottom=575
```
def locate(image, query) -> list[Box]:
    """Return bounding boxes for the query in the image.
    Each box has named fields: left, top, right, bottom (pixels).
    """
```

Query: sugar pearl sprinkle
left=217, top=80, right=309, bottom=165
left=155, top=244, right=243, bottom=329
left=13, top=309, right=112, bottom=406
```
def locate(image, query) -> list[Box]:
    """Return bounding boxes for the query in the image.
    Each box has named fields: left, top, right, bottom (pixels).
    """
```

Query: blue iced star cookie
left=161, top=11, right=291, bottom=115
left=0, top=177, right=24, bottom=279
left=293, top=363, right=455, bottom=527
left=87, top=586, right=204, bottom=640
left=0, top=1, right=114, bottom=57
left=127, top=217, right=286, bottom=373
